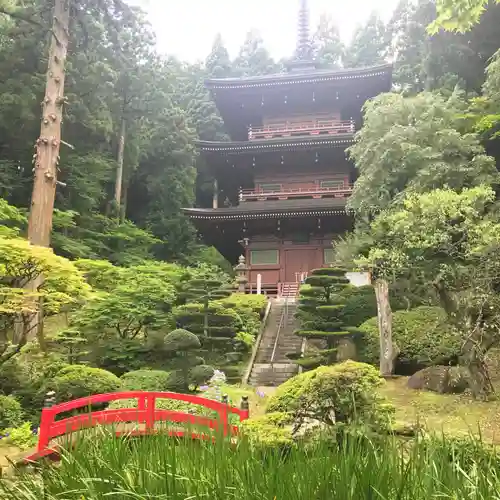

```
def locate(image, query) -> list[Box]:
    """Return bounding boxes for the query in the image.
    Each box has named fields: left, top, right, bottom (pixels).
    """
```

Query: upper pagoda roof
left=206, top=63, right=392, bottom=90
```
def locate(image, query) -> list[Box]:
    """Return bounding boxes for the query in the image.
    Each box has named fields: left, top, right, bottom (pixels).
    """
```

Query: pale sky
left=135, top=0, right=400, bottom=62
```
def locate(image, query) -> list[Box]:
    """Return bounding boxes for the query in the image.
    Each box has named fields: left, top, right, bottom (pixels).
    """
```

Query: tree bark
left=26, top=0, right=70, bottom=350
left=114, top=117, right=126, bottom=208
left=374, top=278, right=394, bottom=376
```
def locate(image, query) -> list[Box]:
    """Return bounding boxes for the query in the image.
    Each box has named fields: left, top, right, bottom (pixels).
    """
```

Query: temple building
left=184, top=1, right=392, bottom=295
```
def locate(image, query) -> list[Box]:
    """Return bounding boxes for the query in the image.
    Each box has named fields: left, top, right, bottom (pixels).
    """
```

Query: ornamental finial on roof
left=296, top=0, right=313, bottom=61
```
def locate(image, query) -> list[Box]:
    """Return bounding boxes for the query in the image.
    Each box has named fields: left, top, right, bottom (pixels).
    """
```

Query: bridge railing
left=31, top=391, right=250, bottom=461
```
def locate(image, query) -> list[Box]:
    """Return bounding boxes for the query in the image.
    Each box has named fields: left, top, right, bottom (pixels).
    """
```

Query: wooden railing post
left=145, top=394, right=155, bottom=430
left=221, top=394, right=229, bottom=435
left=37, top=391, right=57, bottom=452
left=240, top=396, right=250, bottom=421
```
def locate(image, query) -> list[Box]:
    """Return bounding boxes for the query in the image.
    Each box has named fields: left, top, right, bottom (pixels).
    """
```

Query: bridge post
left=37, top=391, right=57, bottom=453
left=240, top=396, right=250, bottom=420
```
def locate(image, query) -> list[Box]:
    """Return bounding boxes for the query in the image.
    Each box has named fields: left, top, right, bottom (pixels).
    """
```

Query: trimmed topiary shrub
left=358, top=306, right=461, bottom=374
left=295, top=268, right=361, bottom=366
left=0, top=395, right=23, bottom=429
left=121, top=370, right=173, bottom=392
left=47, top=365, right=122, bottom=403
left=163, top=329, right=214, bottom=392
left=189, top=365, right=215, bottom=389
left=267, top=361, right=394, bottom=432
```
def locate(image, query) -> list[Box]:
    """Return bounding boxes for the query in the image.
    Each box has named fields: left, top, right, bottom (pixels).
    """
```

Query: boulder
left=407, top=366, right=469, bottom=394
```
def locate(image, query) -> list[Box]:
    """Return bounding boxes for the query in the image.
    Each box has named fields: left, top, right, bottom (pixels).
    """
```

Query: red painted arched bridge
left=24, top=391, right=250, bottom=462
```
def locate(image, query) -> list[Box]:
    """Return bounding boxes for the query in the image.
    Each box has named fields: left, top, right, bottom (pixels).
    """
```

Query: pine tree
left=345, top=12, right=389, bottom=68
left=296, top=268, right=359, bottom=369
left=205, top=34, right=232, bottom=78
left=234, top=30, right=278, bottom=76
left=313, top=14, right=344, bottom=69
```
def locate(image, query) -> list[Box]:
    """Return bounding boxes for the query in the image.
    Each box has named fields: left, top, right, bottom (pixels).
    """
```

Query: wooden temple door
left=284, top=249, right=317, bottom=283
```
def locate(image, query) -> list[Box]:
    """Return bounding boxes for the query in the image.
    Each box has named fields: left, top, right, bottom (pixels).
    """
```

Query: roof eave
left=205, top=63, right=393, bottom=90
left=196, top=135, right=355, bottom=154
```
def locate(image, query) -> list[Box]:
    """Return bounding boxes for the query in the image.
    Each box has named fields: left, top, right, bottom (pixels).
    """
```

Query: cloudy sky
left=135, top=0, right=400, bottom=62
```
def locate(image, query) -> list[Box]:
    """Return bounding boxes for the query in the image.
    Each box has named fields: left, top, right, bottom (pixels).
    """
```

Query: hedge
left=358, top=306, right=461, bottom=373
left=121, top=370, right=173, bottom=392
left=48, top=365, right=122, bottom=403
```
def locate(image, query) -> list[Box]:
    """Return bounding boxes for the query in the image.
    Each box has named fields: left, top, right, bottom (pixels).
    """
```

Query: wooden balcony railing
left=248, top=119, right=355, bottom=141
left=239, top=184, right=353, bottom=201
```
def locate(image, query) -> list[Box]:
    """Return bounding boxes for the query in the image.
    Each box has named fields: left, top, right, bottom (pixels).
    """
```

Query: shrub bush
left=358, top=306, right=461, bottom=373
left=48, top=365, right=122, bottom=403
left=340, top=286, right=378, bottom=327
left=189, top=365, right=215, bottom=388
left=267, top=361, right=394, bottom=432
left=240, top=412, right=294, bottom=449
left=121, top=370, right=173, bottom=392
left=0, top=422, right=37, bottom=450
left=0, top=395, right=23, bottom=429
left=218, top=294, right=268, bottom=315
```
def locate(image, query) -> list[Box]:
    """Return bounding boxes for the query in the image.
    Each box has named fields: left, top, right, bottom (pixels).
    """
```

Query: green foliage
left=348, top=91, right=498, bottom=215
left=313, top=14, right=344, bottom=69
left=0, top=421, right=37, bottom=450
left=268, top=361, right=394, bottom=432
left=164, top=329, right=201, bottom=352
left=120, top=370, right=172, bottom=392
left=358, top=306, right=462, bottom=372
left=344, top=12, right=389, bottom=67
left=48, top=365, right=122, bottom=403
left=189, top=365, right=215, bottom=389
left=296, top=268, right=360, bottom=365
left=163, top=329, right=212, bottom=392
left=73, top=263, right=177, bottom=340
left=429, top=0, right=498, bottom=33
left=0, top=394, right=22, bottom=429
left=240, top=412, right=294, bottom=449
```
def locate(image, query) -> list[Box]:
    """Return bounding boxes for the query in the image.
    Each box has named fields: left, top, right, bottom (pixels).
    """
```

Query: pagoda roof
left=183, top=198, right=348, bottom=221
left=197, top=134, right=354, bottom=155
left=206, top=63, right=392, bottom=90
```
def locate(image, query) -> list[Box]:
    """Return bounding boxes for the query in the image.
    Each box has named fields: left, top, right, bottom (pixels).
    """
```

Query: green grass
left=381, top=377, right=500, bottom=442
left=3, top=427, right=500, bottom=499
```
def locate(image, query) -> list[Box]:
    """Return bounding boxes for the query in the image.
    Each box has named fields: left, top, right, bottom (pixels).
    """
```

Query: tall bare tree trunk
left=374, top=278, right=394, bottom=376
left=114, top=117, right=126, bottom=208
left=26, top=0, right=70, bottom=350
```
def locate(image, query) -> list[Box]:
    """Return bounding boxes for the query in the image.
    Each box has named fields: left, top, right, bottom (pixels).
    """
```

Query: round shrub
left=121, top=370, right=172, bottom=392
left=267, top=361, right=394, bottom=431
left=48, top=365, right=122, bottom=403
left=164, top=329, right=200, bottom=351
left=189, top=365, right=215, bottom=388
left=358, top=306, right=461, bottom=374
left=0, top=395, right=23, bottom=429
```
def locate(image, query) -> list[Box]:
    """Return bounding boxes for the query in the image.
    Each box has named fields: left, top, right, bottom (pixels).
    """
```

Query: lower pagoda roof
left=184, top=198, right=348, bottom=221
left=197, top=134, right=354, bottom=155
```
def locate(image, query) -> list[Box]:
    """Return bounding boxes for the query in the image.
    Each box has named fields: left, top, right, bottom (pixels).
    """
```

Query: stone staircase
left=248, top=299, right=303, bottom=387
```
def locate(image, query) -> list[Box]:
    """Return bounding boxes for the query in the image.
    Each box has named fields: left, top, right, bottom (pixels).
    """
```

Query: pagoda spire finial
left=296, top=0, right=312, bottom=61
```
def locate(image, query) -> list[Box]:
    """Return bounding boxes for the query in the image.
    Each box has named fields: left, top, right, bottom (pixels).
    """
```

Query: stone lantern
left=234, top=255, right=249, bottom=293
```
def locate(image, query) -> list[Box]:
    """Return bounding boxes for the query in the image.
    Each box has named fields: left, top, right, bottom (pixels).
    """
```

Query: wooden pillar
left=213, top=178, right=219, bottom=209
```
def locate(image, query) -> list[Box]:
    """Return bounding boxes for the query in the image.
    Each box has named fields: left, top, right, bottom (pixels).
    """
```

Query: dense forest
left=1, top=0, right=499, bottom=267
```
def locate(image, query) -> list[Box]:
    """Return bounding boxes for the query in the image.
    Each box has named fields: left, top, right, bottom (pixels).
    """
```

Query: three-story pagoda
left=184, top=1, right=392, bottom=295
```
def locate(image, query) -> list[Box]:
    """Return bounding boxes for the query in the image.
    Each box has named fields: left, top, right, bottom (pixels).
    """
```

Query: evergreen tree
left=205, top=34, right=232, bottom=78
left=296, top=268, right=359, bottom=368
left=313, top=14, right=344, bottom=69
left=234, top=30, right=279, bottom=76
left=345, top=12, right=389, bottom=68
